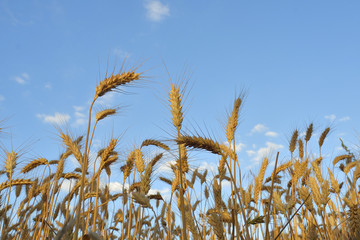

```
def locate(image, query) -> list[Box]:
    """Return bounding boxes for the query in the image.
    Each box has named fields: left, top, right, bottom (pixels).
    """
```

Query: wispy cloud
left=44, top=82, right=52, bottom=89
left=112, top=48, right=131, bottom=58
left=156, top=159, right=176, bottom=173
left=37, top=112, right=70, bottom=125
left=145, top=0, right=170, bottom=22
left=60, top=179, right=76, bottom=192
left=250, top=124, right=268, bottom=134
left=324, top=114, right=350, bottom=123
left=105, top=181, right=171, bottom=199
left=148, top=187, right=169, bottom=196
left=235, top=142, right=246, bottom=152
left=339, top=116, right=350, bottom=122
left=73, top=106, right=87, bottom=126
left=246, top=142, right=283, bottom=163
left=3, top=3, right=34, bottom=26
left=223, top=141, right=245, bottom=153
left=265, top=131, right=279, bottom=137
left=108, top=181, right=129, bottom=192
left=0, top=95, right=4, bottom=101
left=324, top=114, right=336, bottom=122
left=13, top=73, right=29, bottom=85
left=198, top=161, right=216, bottom=173
left=96, top=92, right=116, bottom=107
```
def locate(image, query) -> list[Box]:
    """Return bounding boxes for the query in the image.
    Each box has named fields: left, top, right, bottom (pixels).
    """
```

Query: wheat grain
left=169, top=83, right=184, bottom=132
left=141, top=139, right=170, bottom=151
left=95, top=71, right=141, bottom=98
left=289, top=130, right=298, bottom=154
left=21, top=158, right=49, bottom=174
left=327, top=167, right=340, bottom=193
left=60, top=133, right=82, bottom=163
left=213, top=179, right=222, bottom=210
left=226, top=97, right=242, bottom=142
left=344, top=161, right=357, bottom=175
left=275, top=161, right=293, bottom=175
left=176, top=135, right=222, bottom=155
left=254, top=157, right=268, bottom=203
left=134, top=149, right=144, bottom=173
left=319, top=127, right=330, bottom=148
left=5, top=150, right=18, bottom=178
left=309, top=177, right=321, bottom=207
left=311, top=161, right=323, bottom=183
left=298, top=139, right=304, bottom=159
left=305, top=123, right=313, bottom=143
left=95, top=108, right=116, bottom=122
left=100, top=138, right=117, bottom=163
left=332, top=154, right=352, bottom=166
left=140, top=162, right=153, bottom=194
left=132, top=192, right=151, bottom=208
left=0, top=179, right=32, bottom=192
left=63, top=172, right=81, bottom=180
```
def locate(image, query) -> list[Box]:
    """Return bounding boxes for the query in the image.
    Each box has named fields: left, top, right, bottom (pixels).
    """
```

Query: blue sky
left=1, top=1, right=360, bottom=192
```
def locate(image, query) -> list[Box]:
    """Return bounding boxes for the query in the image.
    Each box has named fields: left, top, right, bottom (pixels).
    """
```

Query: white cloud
left=251, top=124, right=268, bottom=134
left=221, top=180, right=231, bottom=189
left=112, top=48, right=130, bottom=58
left=265, top=131, right=279, bottom=137
left=299, top=131, right=306, bottom=137
left=44, top=83, right=52, bottom=89
left=37, top=112, right=70, bottom=125
left=247, top=142, right=283, bottom=163
left=60, top=179, right=77, bottom=192
left=74, top=118, right=87, bottom=126
left=108, top=181, right=129, bottom=192
left=72, top=106, right=87, bottom=127
left=339, top=116, right=350, bottom=122
left=73, top=106, right=84, bottom=112
left=148, top=187, right=171, bottom=201
left=246, top=150, right=256, bottom=156
left=13, top=73, right=29, bottom=84
left=148, top=187, right=169, bottom=196
left=223, top=141, right=245, bottom=153
left=325, top=114, right=336, bottom=122
left=336, top=146, right=344, bottom=152
left=156, top=159, right=176, bottom=173
left=145, top=0, right=170, bottom=22
left=4, top=4, right=34, bottom=26
left=75, top=112, right=85, bottom=118
left=97, top=92, right=116, bottom=106
left=198, top=161, right=216, bottom=173
left=235, top=142, right=245, bottom=152
left=0, top=95, right=4, bottom=101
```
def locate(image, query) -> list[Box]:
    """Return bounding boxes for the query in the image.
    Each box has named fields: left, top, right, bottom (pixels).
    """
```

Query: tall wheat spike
left=318, top=127, right=330, bottom=156
left=5, top=150, right=18, bottom=178
left=254, top=158, right=268, bottom=203
left=289, top=130, right=298, bottom=156
left=226, top=97, right=242, bottom=143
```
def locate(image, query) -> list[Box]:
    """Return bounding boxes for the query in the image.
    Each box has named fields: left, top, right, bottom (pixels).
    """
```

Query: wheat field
left=0, top=68, right=359, bottom=240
